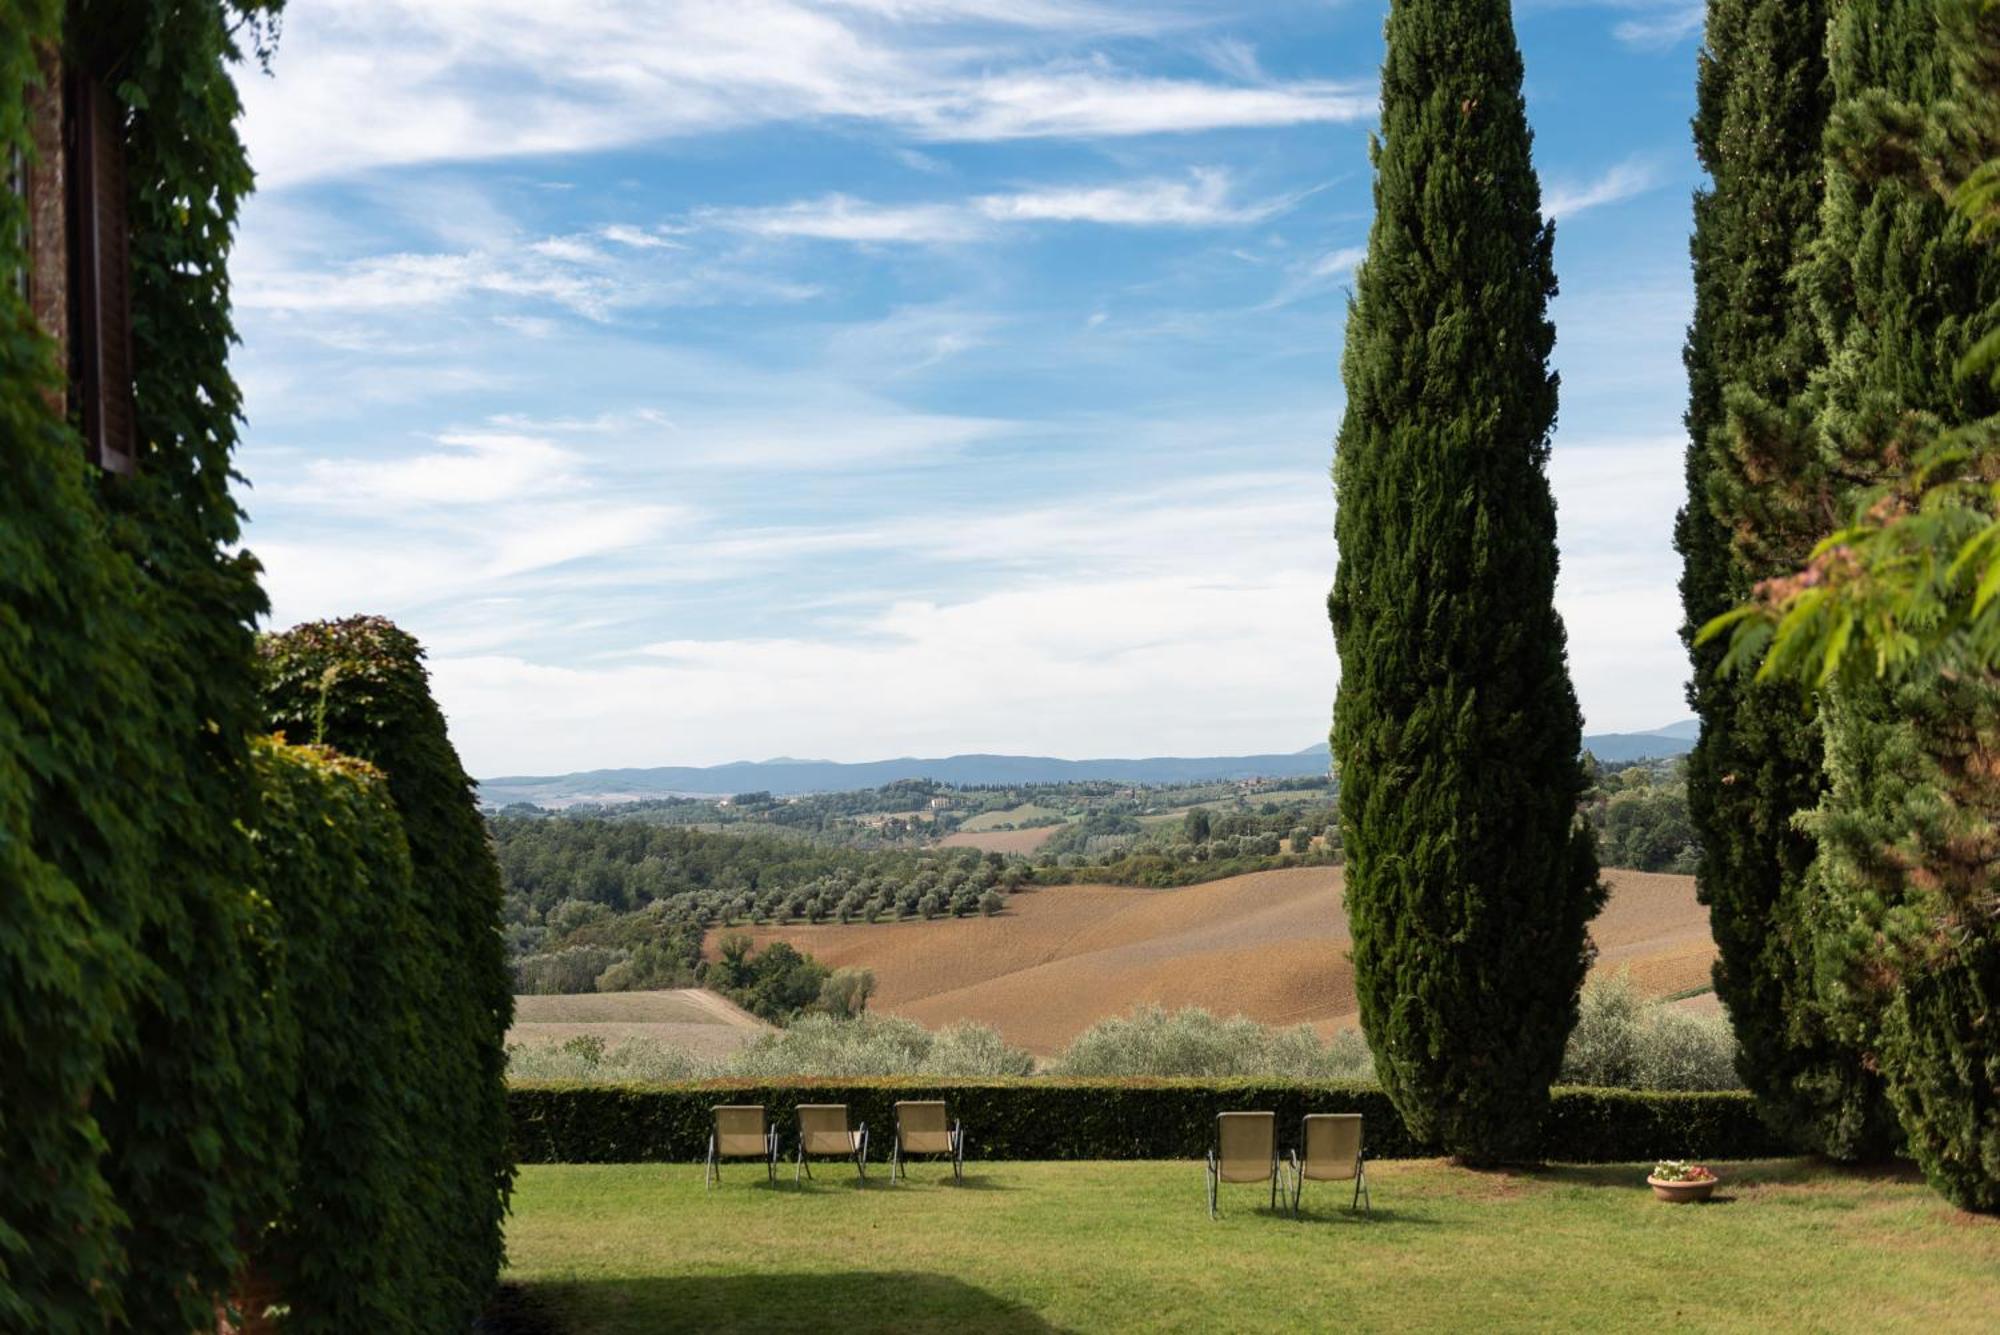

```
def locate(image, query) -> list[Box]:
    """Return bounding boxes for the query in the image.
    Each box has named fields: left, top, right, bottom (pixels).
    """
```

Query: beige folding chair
left=705, top=1105, right=779, bottom=1188
left=794, top=1103, right=869, bottom=1185
left=1289, top=1113, right=1370, bottom=1215
left=890, top=1100, right=965, bottom=1183
left=1205, top=1111, right=1280, bottom=1218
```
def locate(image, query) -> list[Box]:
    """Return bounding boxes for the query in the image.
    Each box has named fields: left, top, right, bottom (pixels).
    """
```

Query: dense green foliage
left=249, top=740, right=430, bottom=1331
left=710, top=934, right=832, bottom=1022
left=1779, top=0, right=2000, bottom=1212
left=260, top=617, right=517, bottom=1316
left=1579, top=758, right=1698, bottom=872
left=0, top=1, right=294, bottom=1325
left=1675, top=0, right=1893, bottom=1162
left=1329, top=0, right=1602, bottom=1162
left=1560, top=976, right=1742, bottom=1092
left=507, top=1080, right=1787, bottom=1165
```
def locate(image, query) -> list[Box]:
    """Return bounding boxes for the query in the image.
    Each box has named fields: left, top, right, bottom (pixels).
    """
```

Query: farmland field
left=938, top=825, right=1064, bottom=855
left=733, top=868, right=1710, bottom=1054
left=956, top=803, right=1065, bottom=833
left=509, top=988, right=770, bottom=1058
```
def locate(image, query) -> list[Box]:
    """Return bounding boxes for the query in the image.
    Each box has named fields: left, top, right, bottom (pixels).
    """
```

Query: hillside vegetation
left=735, top=867, right=1713, bottom=1054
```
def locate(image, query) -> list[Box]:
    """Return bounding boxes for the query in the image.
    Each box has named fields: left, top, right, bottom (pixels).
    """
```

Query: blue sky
left=230, top=0, right=1707, bottom=777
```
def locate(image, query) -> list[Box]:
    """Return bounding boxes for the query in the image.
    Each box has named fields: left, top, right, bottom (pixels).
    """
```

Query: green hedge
left=509, top=1080, right=1792, bottom=1164
left=250, top=740, right=428, bottom=1332
left=261, top=618, right=515, bottom=1326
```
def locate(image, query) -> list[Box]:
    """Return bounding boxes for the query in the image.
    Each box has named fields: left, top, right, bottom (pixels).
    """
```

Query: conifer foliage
left=1677, top=0, right=1899, bottom=1159
left=1788, top=0, right=2000, bottom=1212
left=1330, top=0, right=1603, bottom=1163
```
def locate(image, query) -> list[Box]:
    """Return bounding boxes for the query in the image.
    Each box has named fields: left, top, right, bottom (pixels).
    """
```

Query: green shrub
left=509, top=1013, right=1037, bottom=1083
left=1561, top=974, right=1742, bottom=1092
left=260, top=618, right=514, bottom=1325
left=507, top=1080, right=1788, bottom=1164
left=1052, top=1007, right=1375, bottom=1082
left=249, top=740, right=426, bottom=1331
left=816, top=966, right=877, bottom=1019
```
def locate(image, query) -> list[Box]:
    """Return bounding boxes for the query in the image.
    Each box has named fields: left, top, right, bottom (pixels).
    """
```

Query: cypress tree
left=1792, top=0, right=2000, bottom=1211
left=1678, top=0, right=1899, bottom=1158
left=1330, top=0, right=1602, bottom=1163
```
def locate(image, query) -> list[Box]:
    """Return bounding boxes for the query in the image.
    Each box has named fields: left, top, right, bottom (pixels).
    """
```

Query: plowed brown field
left=732, top=867, right=1711, bottom=1054
left=938, top=826, right=1063, bottom=855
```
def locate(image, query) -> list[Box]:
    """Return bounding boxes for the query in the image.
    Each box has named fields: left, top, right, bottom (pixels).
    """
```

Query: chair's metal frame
left=704, top=1107, right=780, bottom=1188
left=889, top=1106, right=966, bottom=1183
left=1287, top=1120, right=1371, bottom=1216
left=794, top=1107, right=870, bottom=1186
left=1205, top=1112, right=1281, bottom=1219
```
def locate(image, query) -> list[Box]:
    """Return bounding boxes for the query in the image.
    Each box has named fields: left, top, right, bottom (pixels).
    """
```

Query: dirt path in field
left=729, top=868, right=1712, bottom=1054
left=508, top=987, right=770, bottom=1056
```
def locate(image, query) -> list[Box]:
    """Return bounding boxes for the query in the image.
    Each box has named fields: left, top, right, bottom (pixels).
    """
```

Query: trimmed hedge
left=249, top=740, right=427, bottom=1332
left=260, top=618, right=515, bottom=1326
left=509, top=1080, right=1792, bottom=1165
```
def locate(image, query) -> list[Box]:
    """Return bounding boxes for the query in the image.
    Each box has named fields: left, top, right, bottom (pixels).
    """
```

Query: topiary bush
left=248, top=739, right=426, bottom=1331
left=260, top=617, right=515, bottom=1325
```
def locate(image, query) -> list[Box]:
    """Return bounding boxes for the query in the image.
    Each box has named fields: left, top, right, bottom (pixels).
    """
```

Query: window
left=66, top=70, right=134, bottom=475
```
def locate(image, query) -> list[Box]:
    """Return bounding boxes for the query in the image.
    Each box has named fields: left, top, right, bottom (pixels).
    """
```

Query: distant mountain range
left=478, top=720, right=1698, bottom=807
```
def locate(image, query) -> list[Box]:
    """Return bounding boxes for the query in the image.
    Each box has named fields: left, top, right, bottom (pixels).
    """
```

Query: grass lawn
left=503, top=1159, right=1999, bottom=1333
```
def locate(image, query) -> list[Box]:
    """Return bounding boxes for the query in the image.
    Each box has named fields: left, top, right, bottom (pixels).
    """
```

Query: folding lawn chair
left=705, top=1104, right=779, bottom=1188
left=1289, top=1113, right=1370, bottom=1215
left=794, top=1103, right=869, bottom=1185
left=1205, top=1111, right=1280, bottom=1218
left=890, top=1100, right=965, bottom=1183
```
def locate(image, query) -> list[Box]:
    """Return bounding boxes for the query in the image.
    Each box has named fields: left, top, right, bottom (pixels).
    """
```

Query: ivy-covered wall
left=2, top=3, right=514, bottom=1327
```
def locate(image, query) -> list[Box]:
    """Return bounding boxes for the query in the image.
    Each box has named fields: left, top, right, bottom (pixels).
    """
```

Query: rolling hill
left=480, top=722, right=1700, bottom=806
left=733, top=866, right=1713, bottom=1054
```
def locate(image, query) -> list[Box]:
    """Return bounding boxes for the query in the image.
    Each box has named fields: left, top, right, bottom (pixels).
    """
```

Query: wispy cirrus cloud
left=1611, top=3, right=1704, bottom=51
left=235, top=0, right=1372, bottom=187
left=1545, top=157, right=1666, bottom=220
left=705, top=168, right=1299, bottom=243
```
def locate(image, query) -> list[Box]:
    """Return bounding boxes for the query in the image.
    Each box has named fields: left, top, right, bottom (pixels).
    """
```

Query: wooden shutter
left=67, top=71, right=134, bottom=475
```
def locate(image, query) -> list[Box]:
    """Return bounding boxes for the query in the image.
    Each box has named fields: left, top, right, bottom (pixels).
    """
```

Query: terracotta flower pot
left=1647, top=1174, right=1717, bottom=1203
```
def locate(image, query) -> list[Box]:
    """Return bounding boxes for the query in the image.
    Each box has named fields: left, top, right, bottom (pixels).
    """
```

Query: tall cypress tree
left=1330, top=0, right=1602, bottom=1164
left=1678, top=0, right=1899, bottom=1158
left=1792, top=0, right=2000, bottom=1211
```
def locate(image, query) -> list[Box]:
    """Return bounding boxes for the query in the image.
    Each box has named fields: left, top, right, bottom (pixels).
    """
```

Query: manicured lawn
left=503, top=1159, right=1999, bottom=1333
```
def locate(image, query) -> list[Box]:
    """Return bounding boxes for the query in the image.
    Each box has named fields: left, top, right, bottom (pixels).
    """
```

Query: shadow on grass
left=1287, top=1205, right=1435, bottom=1228
left=518, top=1270, right=1071, bottom=1334
left=885, top=1173, right=1019, bottom=1192
left=1524, top=1158, right=1921, bottom=1192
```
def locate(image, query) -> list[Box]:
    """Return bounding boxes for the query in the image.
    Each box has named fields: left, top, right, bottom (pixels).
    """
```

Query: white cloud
left=1548, top=435, right=1690, bottom=734
left=706, top=196, right=987, bottom=243
left=706, top=168, right=1294, bottom=243
left=267, top=432, right=581, bottom=509
left=237, top=1, right=1373, bottom=187
left=1546, top=158, right=1665, bottom=221
left=1612, top=4, right=1704, bottom=51
left=979, top=168, right=1290, bottom=226
left=1258, top=243, right=1367, bottom=309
